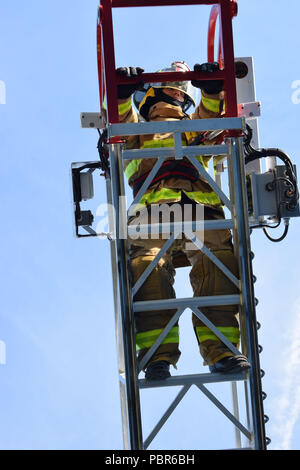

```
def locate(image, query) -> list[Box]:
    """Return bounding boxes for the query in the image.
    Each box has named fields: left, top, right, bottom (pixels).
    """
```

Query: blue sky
left=1, top=0, right=300, bottom=450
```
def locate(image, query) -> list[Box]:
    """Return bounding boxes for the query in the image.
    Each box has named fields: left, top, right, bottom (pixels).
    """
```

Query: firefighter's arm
left=190, top=62, right=224, bottom=120
left=116, top=67, right=144, bottom=149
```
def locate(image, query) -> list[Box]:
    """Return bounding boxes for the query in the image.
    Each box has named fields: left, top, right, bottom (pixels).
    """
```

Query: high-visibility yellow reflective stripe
left=196, top=326, right=240, bottom=344
left=124, top=159, right=141, bottom=180
left=118, top=98, right=132, bottom=115
left=136, top=326, right=179, bottom=351
left=137, top=188, right=221, bottom=207
left=142, top=138, right=178, bottom=149
left=185, top=190, right=221, bottom=205
left=139, top=188, right=181, bottom=205
left=201, top=95, right=221, bottom=113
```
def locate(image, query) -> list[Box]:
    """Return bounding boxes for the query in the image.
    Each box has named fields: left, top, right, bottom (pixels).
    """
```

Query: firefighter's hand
left=192, top=62, right=224, bottom=94
left=116, top=67, right=144, bottom=99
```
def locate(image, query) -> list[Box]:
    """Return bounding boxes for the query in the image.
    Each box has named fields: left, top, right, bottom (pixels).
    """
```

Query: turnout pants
left=129, top=202, right=240, bottom=369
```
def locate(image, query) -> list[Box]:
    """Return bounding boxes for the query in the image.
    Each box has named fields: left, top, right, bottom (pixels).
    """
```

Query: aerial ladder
left=71, top=0, right=299, bottom=450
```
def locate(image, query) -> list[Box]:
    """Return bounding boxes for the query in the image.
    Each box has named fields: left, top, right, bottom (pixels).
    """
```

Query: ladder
left=96, top=0, right=268, bottom=450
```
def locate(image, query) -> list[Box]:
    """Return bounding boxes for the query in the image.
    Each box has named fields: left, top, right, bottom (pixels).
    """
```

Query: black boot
left=145, top=361, right=171, bottom=380
left=209, top=354, right=251, bottom=374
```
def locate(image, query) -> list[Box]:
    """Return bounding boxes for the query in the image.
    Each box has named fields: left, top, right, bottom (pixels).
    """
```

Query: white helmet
left=134, top=61, right=198, bottom=119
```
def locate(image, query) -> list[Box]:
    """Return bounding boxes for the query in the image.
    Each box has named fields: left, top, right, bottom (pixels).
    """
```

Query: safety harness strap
left=132, top=159, right=201, bottom=197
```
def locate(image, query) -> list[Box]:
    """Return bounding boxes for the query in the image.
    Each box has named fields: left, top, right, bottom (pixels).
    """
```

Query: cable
left=97, top=128, right=110, bottom=176
left=243, top=125, right=298, bottom=242
left=250, top=220, right=281, bottom=230
left=262, top=219, right=289, bottom=243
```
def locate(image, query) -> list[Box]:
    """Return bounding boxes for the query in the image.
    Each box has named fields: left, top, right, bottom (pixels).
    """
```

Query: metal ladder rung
left=122, top=144, right=229, bottom=160
left=138, top=370, right=248, bottom=389
left=133, top=294, right=241, bottom=312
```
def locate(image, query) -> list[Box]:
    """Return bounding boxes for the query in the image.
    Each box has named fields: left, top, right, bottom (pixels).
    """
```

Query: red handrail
left=97, top=0, right=239, bottom=124
left=97, top=12, right=104, bottom=109
left=208, top=0, right=237, bottom=65
left=207, top=4, right=222, bottom=65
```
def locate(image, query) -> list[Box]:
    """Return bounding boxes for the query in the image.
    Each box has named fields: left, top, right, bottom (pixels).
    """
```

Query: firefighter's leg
left=186, top=225, right=241, bottom=366
left=130, top=244, right=181, bottom=370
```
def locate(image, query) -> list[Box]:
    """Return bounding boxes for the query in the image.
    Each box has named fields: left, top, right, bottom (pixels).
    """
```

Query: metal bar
left=207, top=4, right=220, bottom=62
left=132, top=234, right=176, bottom=296
left=196, top=384, right=252, bottom=441
left=143, top=385, right=191, bottom=450
left=133, top=294, right=240, bottom=312
left=108, top=117, right=245, bottom=137
left=227, top=138, right=266, bottom=450
left=193, top=306, right=241, bottom=357
left=232, top=382, right=242, bottom=448
left=139, top=370, right=247, bottom=389
left=99, top=0, right=119, bottom=124
left=96, top=14, right=104, bottom=108
left=173, top=131, right=184, bottom=159
left=188, top=156, right=233, bottom=211
left=138, top=307, right=185, bottom=373
left=219, top=0, right=238, bottom=117
left=185, top=230, right=239, bottom=288
left=105, top=175, right=131, bottom=448
left=109, top=144, right=143, bottom=449
left=130, top=157, right=165, bottom=208
left=82, top=225, right=97, bottom=235
left=128, top=218, right=234, bottom=237
left=116, top=70, right=225, bottom=86
left=112, top=0, right=224, bottom=7
left=122, top=144, right=229, bottom=160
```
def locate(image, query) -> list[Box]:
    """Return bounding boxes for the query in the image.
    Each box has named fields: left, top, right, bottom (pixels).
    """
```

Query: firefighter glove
left=116, top=67, right=144, bottom=99
left=192, top=62, right=224, bottom=95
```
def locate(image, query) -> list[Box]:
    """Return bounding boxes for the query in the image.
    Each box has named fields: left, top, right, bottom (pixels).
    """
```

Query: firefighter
left=115, top=62, right=251, bottom=380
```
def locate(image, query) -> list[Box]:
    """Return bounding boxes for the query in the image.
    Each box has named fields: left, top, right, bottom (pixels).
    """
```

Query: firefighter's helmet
left=134, top=61, right=198, bottom=120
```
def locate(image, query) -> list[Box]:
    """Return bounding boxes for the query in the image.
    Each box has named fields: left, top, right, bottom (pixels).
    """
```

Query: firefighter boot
left=145, top=361, right=171, bottom=380
left=209, top=354, right=251, bottom=374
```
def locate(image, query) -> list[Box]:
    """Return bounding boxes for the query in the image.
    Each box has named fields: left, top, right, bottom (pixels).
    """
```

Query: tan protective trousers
left=129, top=202, right=240, bottom=369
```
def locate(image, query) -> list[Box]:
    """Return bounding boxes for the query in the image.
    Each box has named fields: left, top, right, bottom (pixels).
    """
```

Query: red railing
left=97, top=0, right=239, bottom=124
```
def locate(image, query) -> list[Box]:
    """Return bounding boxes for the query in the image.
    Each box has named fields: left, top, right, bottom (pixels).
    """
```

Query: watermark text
left=0, top=80, right=6, bottom=104
left=0, top=340, right=6, bottom=365
left=291, top=80, right=300, bottom=104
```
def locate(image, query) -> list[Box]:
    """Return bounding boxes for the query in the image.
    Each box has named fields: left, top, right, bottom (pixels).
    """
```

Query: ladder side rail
left=219, top=0, right=238, bottom=117
left=99, top=0, right=119, bottom=124
left=109, top=143, right=143, bottom=449
left=227, top=137, right=266, bottom=449
left=207, top=1, right=238, bottom=116
left=97, top=13, right=105, bottom=109
left=104, top=174, right=131, bottom=448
